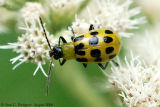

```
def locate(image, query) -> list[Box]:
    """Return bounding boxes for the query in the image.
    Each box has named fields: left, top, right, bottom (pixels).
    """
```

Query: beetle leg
left=89, top=24, right=94, bottom=31
left=71, top=27, right=75, bottom=41
left=82, top=63, right=87, bottom=68
left=98, top=62, right=109, bottom=70
left=59, top=59, right=66, bottom=66
left=58, top=37, right=67, bottom=66
left=112, top=60, right=119, bottom=66
left=59, top=36, right=67, bottom=46
left=71, top=36, right=74, bottom=41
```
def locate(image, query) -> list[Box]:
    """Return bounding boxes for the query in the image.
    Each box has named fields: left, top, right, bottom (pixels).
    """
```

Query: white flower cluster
left=50, top=0, right=84, bottom=12
left=108, top=53, right=160, bottom=107
left=63, top=17, right=90, bottom=40
left=70, top=0, right=146, bottom=38
left=0, top=19, right=58, bottom=77
left=20, top=2, right=45, bottom=22
left=129, top=24, right=160, bottom=66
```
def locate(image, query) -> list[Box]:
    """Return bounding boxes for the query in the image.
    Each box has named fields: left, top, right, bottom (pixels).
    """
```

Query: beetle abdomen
left=73, top=29, right=121, bottom=63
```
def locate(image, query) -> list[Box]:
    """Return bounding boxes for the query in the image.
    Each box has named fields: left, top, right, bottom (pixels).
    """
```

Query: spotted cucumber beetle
left=39, top=17, right=121, bottom=96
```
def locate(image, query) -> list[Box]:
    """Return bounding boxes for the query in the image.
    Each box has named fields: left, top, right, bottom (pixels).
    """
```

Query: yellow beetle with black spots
left=56, top=24, right=121, bottom=70
left=39, top=17, right=121, bottom=96
left=41, top=20, right=121, bottom=70
left=40, top=18, right=121, bottom=70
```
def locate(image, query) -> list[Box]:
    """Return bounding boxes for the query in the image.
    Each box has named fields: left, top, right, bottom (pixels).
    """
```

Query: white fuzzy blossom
left=70, top=0, right=146, bottom=38
left=20, top=2, right=45, bottom=22
left=70, top=17, right=90, bottom=35
left=61, top=17, right=90, bottom=40
left=107, top=53, right=160, bottom=107
left=50, top=0, right=84, bottom=13
left=129, top=24, right=160, bottom=66
left=0, top=0, right=5, bottom=6
left=137, top=0, right=160, bottom=21
left=0, top=19, right=58, bottom=77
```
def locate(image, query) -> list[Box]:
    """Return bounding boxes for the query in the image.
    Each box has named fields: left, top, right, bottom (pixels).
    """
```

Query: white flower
left=128, top=24, right=160, bottom=66
left=20, top=2, right=45, bottom=22
left=50, top=0, right=84, bottom=13
left=67, top=16, right=90, bottom=37
left=59, top=16, right=91, bottom=42
left=0, top=19, right=58, bottom=77
left=137, top=0, right=160, bottom=21
left=70, top=0, right=146, bottom=38
left=106, top=53, right=160, bottom=107
left=0, top=0, right=5, bottom=6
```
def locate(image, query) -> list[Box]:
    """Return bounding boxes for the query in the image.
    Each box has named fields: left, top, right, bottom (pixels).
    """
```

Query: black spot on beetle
left=90, top=31, right=98, bottom=35
left=106, top=47, right=114, bottom=54
left=76, top=58, right=88, bottom=62
left=109, top=54, right=116, bottom=59
left=74, top=35, right=84, bottom=42
left=105, top=30, right=113, bottom=34
left=75, top=43, right=84, bottom=50
left=75, top=43, right=85, bottom=55
left=95, top=57, right=102, bottom=62
left=75, top=50, right=85, bottom=56
left=104, top=36, right=113, bottom=43
left=89, top=36, right=99, bottom=46
left=90, top=49, right=101, bottom=57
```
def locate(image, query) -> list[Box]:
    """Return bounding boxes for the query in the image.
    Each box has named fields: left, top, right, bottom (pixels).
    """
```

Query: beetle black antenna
left=39, top=17, right=53, bottom=96
left=39, top=17, right=52, bottom=51
left=46, top=58, right=53, bottom=96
